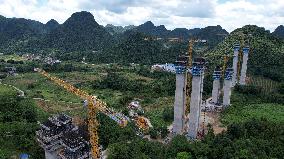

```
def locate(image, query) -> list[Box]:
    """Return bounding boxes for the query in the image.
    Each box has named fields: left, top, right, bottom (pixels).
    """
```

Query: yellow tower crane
left=222, top=53, right=229, bottom=78
left=34, top=68, right=131, bottom=159
left=185, top=39, right=194, bottom=115
left=237, top=32, right=245, bottom=83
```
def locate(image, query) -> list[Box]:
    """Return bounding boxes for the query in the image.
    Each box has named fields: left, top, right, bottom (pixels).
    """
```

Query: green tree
left=149, top=128, right=158, bottom=139
left=0, top=91, right=47, bottom=158
left=162, top=107, right=174, bottom=122
left=176, top=152, right=192, bottom=159
left=159, top=126, right=168, bottom=138
left=166, top=135, right=190, bottom=158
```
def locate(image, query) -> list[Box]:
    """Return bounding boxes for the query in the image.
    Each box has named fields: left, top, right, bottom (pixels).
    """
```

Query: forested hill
left=88, top=32, right=188, bottom=65
left=133, top=21, right=170, bottom=38
left=0, top=15, right=46, bottom=52
left=0, top=11, right=227, bottom=55
left=130, top=21, right=228, bottom=44
left=105, top=24, right=136, bottom=35
left=206, top=25, right=284, bottom=82
left=272, top=25, right=284, bottom=39
left=0, top=11, right=112, bottom=53
left=45, top=19, right=59, bottom=32
left=38, top=11, right=112, bottom=52
left=194, top=25, right=228, bottom=48
left=1, top=12, right=283, bottom=73
left=0, top=16, right=62, bottom=51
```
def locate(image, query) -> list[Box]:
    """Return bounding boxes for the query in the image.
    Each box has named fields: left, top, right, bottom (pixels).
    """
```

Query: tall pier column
left=232, top=44, right=240, bottom=87
left=173, top=57, right=188, bottom=135
left=211, top=67, right=221, bottom=104
left=223, top=68, right=233, bottom=107
left=240, top=46, right=250, bottom=85
left=188, top=59, right=205, bottom=139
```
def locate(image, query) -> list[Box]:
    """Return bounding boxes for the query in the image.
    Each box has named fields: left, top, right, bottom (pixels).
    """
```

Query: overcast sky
left=0, top=0, right=283, bottom=32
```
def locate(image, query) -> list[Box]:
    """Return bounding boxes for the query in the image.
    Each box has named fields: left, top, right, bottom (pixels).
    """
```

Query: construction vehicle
left=135, top=116, right=149, bottom=131
left=34, top=68, right=148, bottom=159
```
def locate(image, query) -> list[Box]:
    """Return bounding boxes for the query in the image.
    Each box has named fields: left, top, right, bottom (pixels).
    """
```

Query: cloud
left=92, top=7, right=153, bottom=26
left=173, top=0, right=216, bottom=18
left=79, top=0, right=149, bottom=13
left=0, top=0, right=283, bottom=32
left=214, top=0, right=284, bottom=31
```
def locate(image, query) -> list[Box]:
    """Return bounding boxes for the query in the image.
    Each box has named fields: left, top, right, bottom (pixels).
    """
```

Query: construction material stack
left=232, top=44, right=240, bottom=87
left=187, top=58, right=206, bottom=139
left=173, top=55, right=188, bottom=135
left=223, top=68, right=234, bottom=107
left=240, top=46, right=250, bottom=85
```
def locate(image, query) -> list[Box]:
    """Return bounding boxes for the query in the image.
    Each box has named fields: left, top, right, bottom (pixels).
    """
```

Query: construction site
left=1, top=5, right=284, bottom=157
left=33, top=37, right=251, bottom=159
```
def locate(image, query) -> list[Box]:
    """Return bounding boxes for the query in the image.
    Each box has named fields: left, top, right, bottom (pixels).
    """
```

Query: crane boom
left=34, top=68, right=128, bottom=159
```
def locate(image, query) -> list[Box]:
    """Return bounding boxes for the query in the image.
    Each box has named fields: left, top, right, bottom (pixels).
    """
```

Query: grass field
left=1, top=64, right=177, bottom=129
left=0, top=54, right=25, bottom=61
left=0, top=84, right=17, bottom=96
left=144, top=96, right=174, bottom=127
left=247, top=75, right=280, bottom=94
left=221, top=91, right=284, bottom=125
left=222, top=103, right=284, bottom=125
left=2, top=73, right=82, bottom=103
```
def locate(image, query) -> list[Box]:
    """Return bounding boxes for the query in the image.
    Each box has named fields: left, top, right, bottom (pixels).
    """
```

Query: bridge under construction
left=35, top=40, right=250, bottom=158
left=173, top=41, right=250, bottom=139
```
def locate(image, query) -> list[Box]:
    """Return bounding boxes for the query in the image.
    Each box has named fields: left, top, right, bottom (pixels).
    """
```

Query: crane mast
left=237, top=32, right=245, bottom=83
left=34, top=68, right=128, bottom=159
left=185, top=39, right=194, bottom=115
left=222, top=54, right=229, bottom=78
